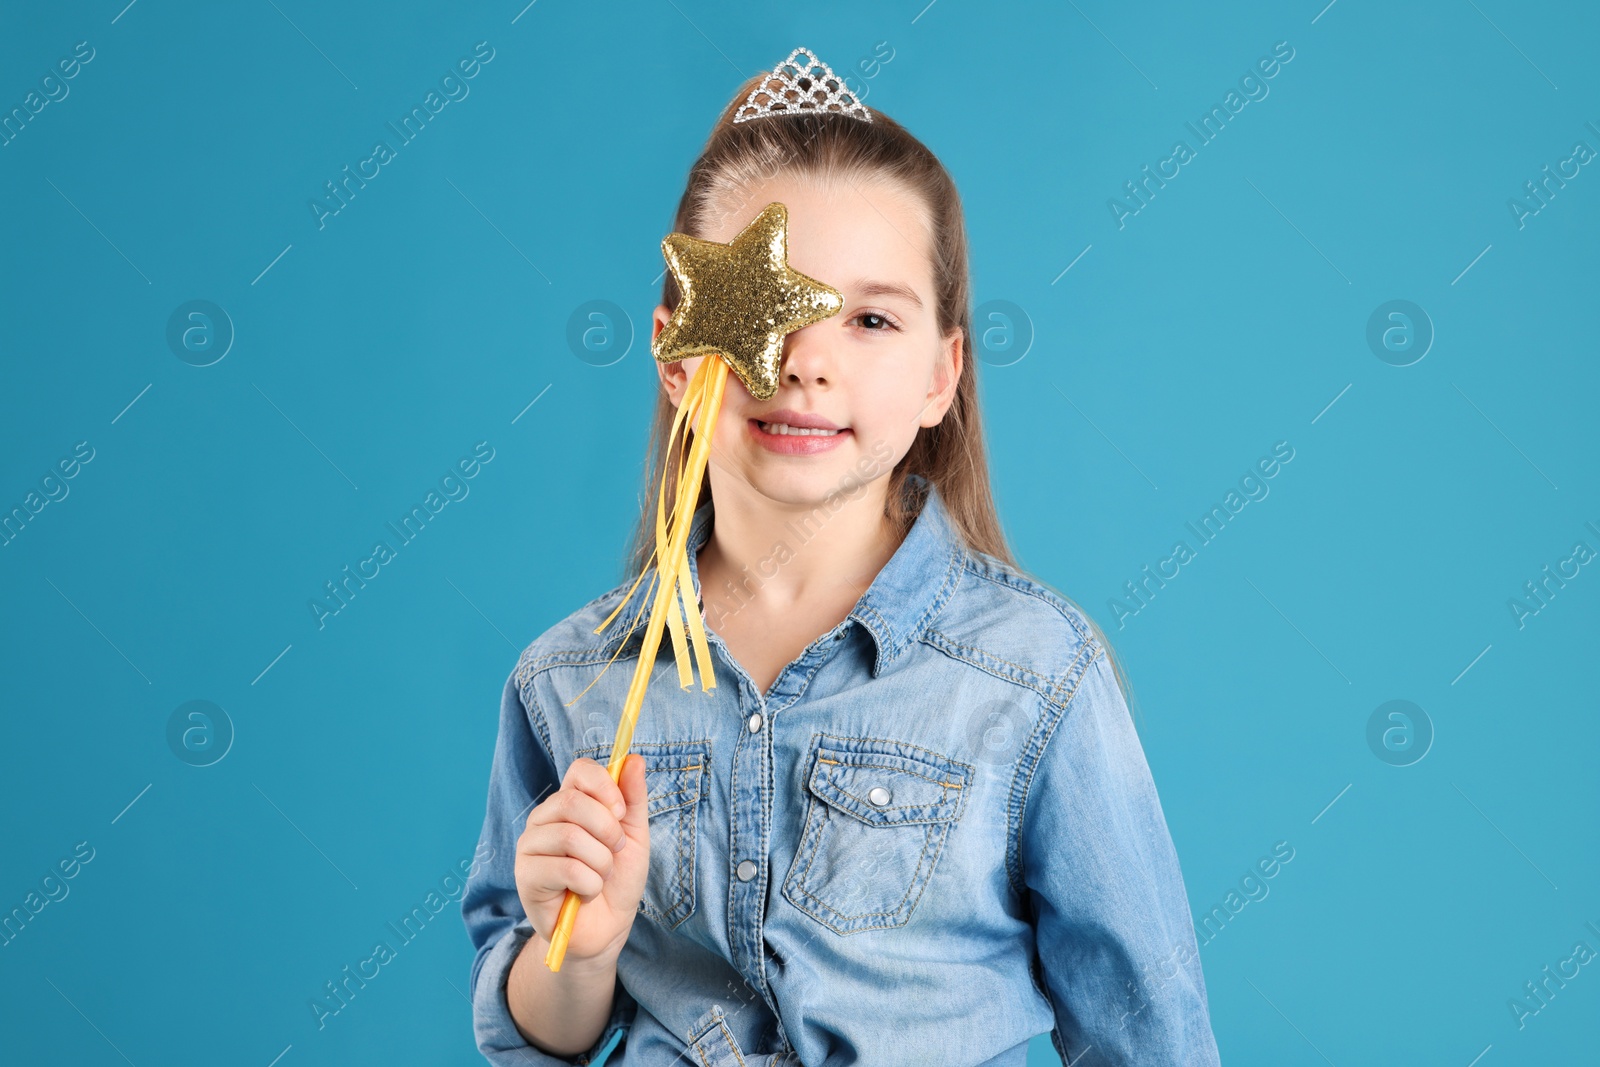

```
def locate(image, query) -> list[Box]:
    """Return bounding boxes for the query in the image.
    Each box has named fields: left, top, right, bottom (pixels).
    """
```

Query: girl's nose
left=780, top=324, right=833, bottom=387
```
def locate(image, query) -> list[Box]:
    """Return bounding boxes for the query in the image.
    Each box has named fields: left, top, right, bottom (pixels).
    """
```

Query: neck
left=696, top=476, right=903, bottom=627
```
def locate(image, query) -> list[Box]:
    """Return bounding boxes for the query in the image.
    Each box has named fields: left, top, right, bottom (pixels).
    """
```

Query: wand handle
left=544, top=889, right=583, bottom=970
left=542, top=644, right=654, bottom=972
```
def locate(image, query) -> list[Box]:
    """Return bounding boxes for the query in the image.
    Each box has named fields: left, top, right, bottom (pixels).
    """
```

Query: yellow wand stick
left=544, top=354, right=727, bottom=972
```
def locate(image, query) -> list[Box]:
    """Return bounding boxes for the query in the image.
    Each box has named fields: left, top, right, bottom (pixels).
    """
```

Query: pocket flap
left=573, top=739, right=711, bottom=817
left=806, top=735, right=973, bottom=828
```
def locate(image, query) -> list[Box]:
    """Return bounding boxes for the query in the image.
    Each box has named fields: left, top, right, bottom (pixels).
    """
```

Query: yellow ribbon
left=544, top=354, right=726, bottom=971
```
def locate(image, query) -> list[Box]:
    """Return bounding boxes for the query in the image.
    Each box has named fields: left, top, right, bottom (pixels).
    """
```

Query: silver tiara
left=732, top=46, right=872, bottom=124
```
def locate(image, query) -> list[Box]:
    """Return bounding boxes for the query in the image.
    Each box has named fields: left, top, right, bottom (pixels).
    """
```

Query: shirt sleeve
left=1020, top=650, right=1221, bottom=1066
left=461, top=667, right=639, bottom=1066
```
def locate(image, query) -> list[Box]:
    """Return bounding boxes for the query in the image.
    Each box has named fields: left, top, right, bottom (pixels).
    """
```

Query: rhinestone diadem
left=731, top=46, right=872, bottom=124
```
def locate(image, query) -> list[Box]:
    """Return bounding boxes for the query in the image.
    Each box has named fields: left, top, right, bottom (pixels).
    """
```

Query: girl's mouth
left=755, top=420, right=843, bottom=436
left=748, top=418, right=852, bottom=454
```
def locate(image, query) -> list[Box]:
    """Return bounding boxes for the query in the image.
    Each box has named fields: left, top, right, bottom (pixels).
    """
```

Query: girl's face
left=652, top=175, right=962, bottom=512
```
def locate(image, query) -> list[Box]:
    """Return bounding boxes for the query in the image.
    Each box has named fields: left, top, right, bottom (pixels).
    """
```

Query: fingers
left=524, top=777, right=624, bottom=851
left=565, top=756, right=629, bottom=819
left=518, top=758, right=631, bottom=892
left=519, top=821, right=615, bottom=898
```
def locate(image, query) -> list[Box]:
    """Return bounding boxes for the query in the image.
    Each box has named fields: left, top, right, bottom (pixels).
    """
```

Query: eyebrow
left=850, top=279, right=924, bottom=310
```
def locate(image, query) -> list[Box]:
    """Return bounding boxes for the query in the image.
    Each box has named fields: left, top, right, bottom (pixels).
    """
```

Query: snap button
left=868, top=786, right=892, bottom=806
left=736, top=859, right=758, bottom=881
left=747, top=712, right=763, bottom=733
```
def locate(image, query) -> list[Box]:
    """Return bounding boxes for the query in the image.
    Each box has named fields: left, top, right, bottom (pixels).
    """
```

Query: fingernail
left=613, top=801, right=626, bottom=818
left=612, top=836, right=626, bottom=852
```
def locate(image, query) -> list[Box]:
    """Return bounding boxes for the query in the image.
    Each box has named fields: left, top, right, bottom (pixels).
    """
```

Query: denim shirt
left=462, top=476, right=1220, bottom=1066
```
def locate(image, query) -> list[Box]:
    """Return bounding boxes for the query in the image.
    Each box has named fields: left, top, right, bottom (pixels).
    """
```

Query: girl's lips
left=747, top=418, right=852, bottom=455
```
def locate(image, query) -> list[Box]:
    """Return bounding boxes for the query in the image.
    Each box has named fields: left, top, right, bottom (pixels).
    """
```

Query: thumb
left=617, top=753, right=649, bottom=832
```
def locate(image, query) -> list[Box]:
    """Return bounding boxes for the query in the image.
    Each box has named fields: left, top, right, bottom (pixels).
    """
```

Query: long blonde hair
left=624, top=73, right=1138, bottom=719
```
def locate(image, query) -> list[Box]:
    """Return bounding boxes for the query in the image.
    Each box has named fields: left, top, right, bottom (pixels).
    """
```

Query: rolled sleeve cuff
left=472, top=920, right=634, bottom=1066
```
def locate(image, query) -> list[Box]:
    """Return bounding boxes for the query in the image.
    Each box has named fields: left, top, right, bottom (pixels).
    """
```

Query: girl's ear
left=921, top=326, right=965, bottom=428
left=652, top=303, right=689, bottom=408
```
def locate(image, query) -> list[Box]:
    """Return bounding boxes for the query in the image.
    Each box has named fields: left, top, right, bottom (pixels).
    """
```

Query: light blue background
left=2, top=1, right=1596, bottom=1064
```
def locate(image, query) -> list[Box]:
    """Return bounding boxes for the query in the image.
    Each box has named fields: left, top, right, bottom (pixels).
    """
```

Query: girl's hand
left=515, top=753, right=649, bottom=967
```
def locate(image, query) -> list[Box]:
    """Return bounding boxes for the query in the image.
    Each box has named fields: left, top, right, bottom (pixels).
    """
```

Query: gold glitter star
left=653, top=202, right=843, bottom=402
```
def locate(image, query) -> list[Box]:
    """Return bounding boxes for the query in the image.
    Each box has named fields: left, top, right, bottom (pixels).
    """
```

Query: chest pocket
left=573, top=738, right=711, bottom=930
left=782, top=734, right=975, bottom=935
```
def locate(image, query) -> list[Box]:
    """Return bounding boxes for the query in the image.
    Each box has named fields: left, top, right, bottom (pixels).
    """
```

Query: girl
left=463, top=50, right=1220, bottom=1067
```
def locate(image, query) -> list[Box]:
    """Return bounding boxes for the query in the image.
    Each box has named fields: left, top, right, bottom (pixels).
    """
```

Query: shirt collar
left=600, top=473, right=967, bottom=677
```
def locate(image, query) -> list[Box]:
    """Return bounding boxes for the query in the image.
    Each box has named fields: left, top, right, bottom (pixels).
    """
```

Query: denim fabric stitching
left=808, top=735, right=975, bottom=809
left=1005, top=643, right=1106, bottom=899
left=815, top=756, right=966, bottom=788
left=853, top=535, right=963, bottom=676
left=964, top=556, right=1096, bottom=647
left=849, top=600, right=892, bottom=670
left=716, top=1020, right=748, bottom=1067
left=735, top=634, right=859, bottom=1031
left=789, top=813, right=936, bottom=924
left=575, top=755, right=703, bottom=772
left=810, top=759, right=963, bottom=823
left=665, top=788, right=696, bottom=926
left=645, top=782, right=700, bottom=812
left=729, top=691, right=749, bottom=968
left=910, top=556, right=1099, bottom=709
left=515, top=677, right=560, bottom=775
left=783, top=733, right=972, bottom=933
left=763, top=620, right=854, bottom=717
left=651, top=758, right=702, bottom=929
left=809, top=732, right=976, bottom=771
left=1045, top=636, right=1104, bottom=709
left=513, top=623, right=624, bottom=693
left=513, top=596, right=653, bottom=686
left=753, top=692, right=789, bottom=1035
left=919, top=628, right=1057, bottom=698
left=1004, top=642, right=1102, bottom=899
left=907, top=539, right=966, bottom=645
left=788, top=803, right=953, bottom=932
left=889, top=538, right=965, bottom=670
left=689, top=1009, right=748, bottom=1067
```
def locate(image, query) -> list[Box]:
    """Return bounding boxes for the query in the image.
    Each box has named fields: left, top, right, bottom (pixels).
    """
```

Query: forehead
left=703, top=175, right=932, bottom=294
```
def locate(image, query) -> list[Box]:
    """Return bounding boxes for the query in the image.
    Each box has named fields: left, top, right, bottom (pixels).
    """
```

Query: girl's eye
left=851, top=310, right=901, bottom=332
